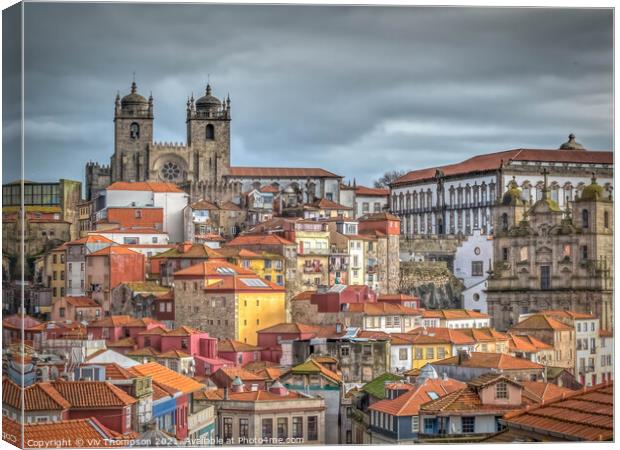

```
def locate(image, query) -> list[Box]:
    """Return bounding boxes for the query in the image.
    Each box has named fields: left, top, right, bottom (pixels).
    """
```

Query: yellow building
left=173, top=260, right=286, bottom=345
left=44, top=243, right=67, bottom=304
left=217, top=247, right=286, bottom=286
left=294, top=220, right=330, bottom=288
left=408, top=333, right=453, bottom=370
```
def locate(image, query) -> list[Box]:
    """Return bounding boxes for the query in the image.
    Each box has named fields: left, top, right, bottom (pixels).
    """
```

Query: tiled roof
left=288, top=358, right=342, bottom=384
left=507, top=334, right=553, bottom=353
left=106, top=181, right=185, bottom=193
left=63, top=296, right=101, bottom=308
left=102, top=363, right=136, bottom=381
left=128, top=362, right=205, bottom=394
left=243, top=360, right=279, bottom=371
left=259, top=184, right=280, bottom=193
left=433, top=352, right=544, bottom=370
left=541, top=310, right=596, bottom=320
left=190, top=199, right=219, bottom=210
left=138, top=325, right=170, bottom=336
left=215, top=366, right=266, bottom=382
left=503, top=383, right=613, bottom=441
left=370, top=378, right=466, bottom=416
left=66, top=234, right=116, bottom=245
left=358, top=211, right=400, bottom=222
left=96, top=227, right=168, bottom=235
left=599, top=329, right=613, bottom=338
left=355, top=185, right=390, bottom=196
left=163, top=325, right=205, bottom=336
left=124, top=317, right=164, bottom=327
left=253, top=367, right=282, bottom=381
left=347, top=302, right=422, bottom=316
left=3, top=379, right=71, bottom=411
left=229, top=167, right=341, bottom=178
left=172, top=260, right=252, bottom=276
left=309, top=198, right=353, bottom=210
left=123, top=282, right=169, bottom=293
left=88, top=315, right=133, bottom=327
left=420, top=385, right=522, bottom=414
left=51, top=380, right=137, bottom=407
left=378, top=293, right=419, bottom=302
left=126, top=347, right=160, bottom=357
left=106, top=337, right=136, bottom=348
left=405, top=327, right=476, bottom=345
left=362, top=373, right=404, bottom=399
left=467, top=373, right=521, bottom=389
left=158, top=349, right=192, bottom=358
left=510, top=314, right=573, bottom=331
left=392, top=149, right=613, bottom=186
left=219, top=201, right=242, bottom=211
left=218, top=339, right=261, bottom=353
left=89, top=246, right=141, bottom=257
left=421, top=309, right=490, bottom=320
left=226, top=234, right=295, bottom=247
left=3, top=417, right=119, bottom=447
left=291, top=290, right=316, bottom=301
left=520, top=381, right=575, bottom=405
left=457, top=327, right=509, bottom=342
left=257, top=322, right=320, bottom=335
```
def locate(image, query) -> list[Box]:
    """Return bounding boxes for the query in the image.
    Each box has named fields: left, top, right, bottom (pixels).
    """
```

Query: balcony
left=303, top=266, right=324, bottom=274
left=188, top=404, right=215, bottom=433
left=298, top=248, right=329, bottom=256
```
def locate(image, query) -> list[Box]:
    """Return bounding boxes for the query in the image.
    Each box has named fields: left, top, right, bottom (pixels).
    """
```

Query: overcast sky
left=2, top=3, right=614, bottom=186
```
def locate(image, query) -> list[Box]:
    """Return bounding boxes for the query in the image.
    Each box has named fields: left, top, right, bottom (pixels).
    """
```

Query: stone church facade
left=86, top=81, right=342, bottom=204
left=486, top=174, right=613, bottom=332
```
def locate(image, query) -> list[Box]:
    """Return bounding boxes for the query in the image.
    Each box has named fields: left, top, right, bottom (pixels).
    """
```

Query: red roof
left=370, top=378, right=465, bottom=416
left=67, top=234, right=116, bottom=245
left=503, top=383, right=613, bottom=441
left=50, top=380, right=137, bottom=407
left=227, top=234, right=295, bottom=247
left=89, top=246, right=142, bottom=257
left=64, top=296, right=101, bottom=308
left=229, top=167, right=340, bottom=178
left=393, top=148, right=613, bottom=186
left=3, top=417, right=121, bottom=447
left=433, top=352, right=544, bottom=370
left=96, top=227, right=168, bottom=235
left=106, top=181, right=185, bottom=193
left=510, top=315, right=573, bottom=331
left=355, top=185, right=390, bottom=196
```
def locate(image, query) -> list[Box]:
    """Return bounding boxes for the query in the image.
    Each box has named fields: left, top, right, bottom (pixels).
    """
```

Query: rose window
left=160, top=161, right=181, bottom=181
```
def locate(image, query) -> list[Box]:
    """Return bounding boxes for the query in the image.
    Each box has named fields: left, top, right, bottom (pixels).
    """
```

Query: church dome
left=121, top=81, right=148, bottom=108
left=580, top=176, right=604, bottom=201
left=195, top=84, right=221, bottom=111
left=502, top=178, right=524, bottom=206
left=559, top=133, right=585, bottom=150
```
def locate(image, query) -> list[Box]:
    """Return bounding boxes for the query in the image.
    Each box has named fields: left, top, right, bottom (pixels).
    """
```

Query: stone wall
left=399, top=261, right=463, bottom=309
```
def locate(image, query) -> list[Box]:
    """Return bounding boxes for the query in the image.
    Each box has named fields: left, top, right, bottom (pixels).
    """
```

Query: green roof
left=361, top=373, right=403, bottom=399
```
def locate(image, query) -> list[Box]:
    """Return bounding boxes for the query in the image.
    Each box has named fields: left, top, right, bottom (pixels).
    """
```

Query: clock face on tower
left=160, top=161, right=181, bottom=181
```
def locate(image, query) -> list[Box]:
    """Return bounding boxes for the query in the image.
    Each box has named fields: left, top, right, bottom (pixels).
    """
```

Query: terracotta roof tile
left=106, top=181, right=185, bottom=193
left=419, top=386, right=522, bottom=414
left=347, top=303, right=422, bottom=316
left=215, top=366, right=266, bottom=382
left=421, top=309, right=490, bottom=320
left=88, top=315, right=133, bottom=327
left=63, top=296, right=101, bottom=308
left=196, top=388, right=306, bottom=402
left=3, top=417, right=120, bottom=447
left=226, top=234, right=295, bottom=247
left=229, top=167, right=340, bottom=178
left=433, top=352, right=544, bottom=370
left=370, top=378, right=466, bottom=416
left=309, top=198, right=353, bottom=210
left=51, top=380, right=137, bottom=407
left=520, top=381, right=575, bottom=404
left=393, top=149, right=612, bottom=186
left=163, top=325, right=205, bottom=336
left=355, top=185, right=390, bottom=196
left=3, top=379, right=71, bottom=411
left=507, top=333, right=553, bottom=353
left=218, top=339, right=261, bottom=353
left=510, top=314, right=573, bottom=331
left=128, top=362, right=204, bottom=394
left=89, top=246, right=142, bottom=257
left=503, top=383, right=613, bottom=441
left=288, top=358, right=342, bottom=384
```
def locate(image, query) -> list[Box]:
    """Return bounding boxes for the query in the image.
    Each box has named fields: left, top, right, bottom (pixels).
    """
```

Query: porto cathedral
left=85, top=80, right=343, bottom=203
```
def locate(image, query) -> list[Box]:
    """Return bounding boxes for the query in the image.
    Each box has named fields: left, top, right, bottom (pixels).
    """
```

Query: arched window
left=582, top=209, right=589, bottom=228
left=130, top=123, right=140, bottom=139
left=206, top=124, right=215, bottom=140
left=501, top=213, right=508, bottom=231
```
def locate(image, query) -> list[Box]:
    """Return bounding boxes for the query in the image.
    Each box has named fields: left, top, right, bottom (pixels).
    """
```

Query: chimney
left=336, top=323, right=342, bottom=333
left=231, top=376, right=245, bottom=393
left=224, top=387, right=229, bottom=400
left=269, top=380, right=288, bottom=396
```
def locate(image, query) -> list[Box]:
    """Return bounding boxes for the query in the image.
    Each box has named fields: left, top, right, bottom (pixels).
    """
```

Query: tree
left=374, top=170, right=407, bottom=188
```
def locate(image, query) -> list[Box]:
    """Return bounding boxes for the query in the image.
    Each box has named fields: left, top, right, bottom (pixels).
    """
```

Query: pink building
left=50, top=296, right=103, bottom=322
left=217, top=339, right=262, bottom=366
left=300, top=284, right=377, bottom=313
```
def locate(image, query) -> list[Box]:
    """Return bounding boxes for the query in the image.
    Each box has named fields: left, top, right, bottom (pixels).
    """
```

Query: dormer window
left=495, top=382, right=508, bottom=399
left=130, top=123, right=140, bottom=140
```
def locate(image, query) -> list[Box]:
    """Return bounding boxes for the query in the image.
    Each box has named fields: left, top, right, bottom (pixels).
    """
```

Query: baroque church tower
left=87, top=80, right=237, bottom=202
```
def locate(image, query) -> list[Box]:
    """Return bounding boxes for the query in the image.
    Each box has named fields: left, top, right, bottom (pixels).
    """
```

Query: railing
left=298, top=248, right=329, bottom=256
left=188, top=405, right=214, bottom=432
left=303, top=266, right=324, bottom=274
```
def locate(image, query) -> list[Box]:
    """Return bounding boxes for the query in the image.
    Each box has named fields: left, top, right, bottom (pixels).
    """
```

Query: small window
left=502, top=247, right=509, bottom=261
left=604, top=211, right=609, bottom=228
left=461, top=416, right=475, bottom=434
left=581, top=245, right=588, bottom=261
left=206, top=124, right=215, bottom=140
left=471, top=261, right=483, bottom=276
left=582, top=209, right=589, bottom=228
left=495, top=382, right=508, bottom=399
left=135, top=210, right=142, bottom=218
left=130, top=122, right=140, bottom=140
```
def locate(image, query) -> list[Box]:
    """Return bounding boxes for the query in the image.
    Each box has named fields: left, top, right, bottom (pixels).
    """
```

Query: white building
left=354, top=186, right=389, bottom=219
left=421, top=310, right=491, bottom=329
left=90, top=228, right=169, bottom=246
left=390, top=136, right=613, bottom=237
left=453, top=229, right=493, bottom=313
left=96, top=181, right=189, bottom=242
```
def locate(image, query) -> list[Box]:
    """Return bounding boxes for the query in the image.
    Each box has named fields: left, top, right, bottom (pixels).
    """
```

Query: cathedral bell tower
left=186, top=84, right=231, bottom=186
left=112, top=80, right=154, bottom=182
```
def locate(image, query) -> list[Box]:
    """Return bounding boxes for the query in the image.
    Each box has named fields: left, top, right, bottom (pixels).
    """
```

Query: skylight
left=240, top=278, right=268, bottom=287
left=216, top=267, right=237, bottom=275
left=428, top=391, right=439, bottom=400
